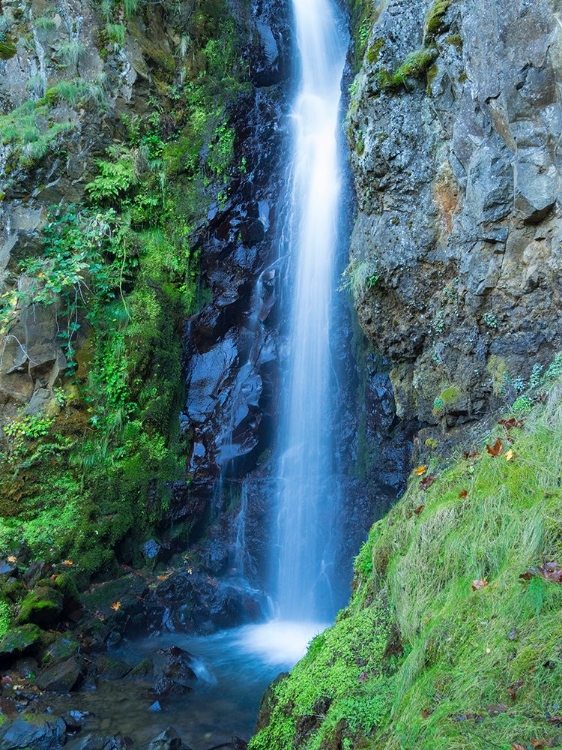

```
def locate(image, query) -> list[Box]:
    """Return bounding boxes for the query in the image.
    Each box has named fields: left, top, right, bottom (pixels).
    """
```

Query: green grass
left=252, top=382, right=562, bottom=749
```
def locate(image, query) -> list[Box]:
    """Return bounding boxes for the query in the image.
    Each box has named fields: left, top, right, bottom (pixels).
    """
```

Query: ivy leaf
left=486, top=438, right=504, bottom=457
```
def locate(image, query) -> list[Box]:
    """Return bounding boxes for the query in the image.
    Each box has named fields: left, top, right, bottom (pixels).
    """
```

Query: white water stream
left=272, top=0, right=348, bottom=623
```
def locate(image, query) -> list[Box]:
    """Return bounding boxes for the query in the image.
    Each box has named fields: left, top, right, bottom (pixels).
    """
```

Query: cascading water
left=272, top=0, right=349, bottom=621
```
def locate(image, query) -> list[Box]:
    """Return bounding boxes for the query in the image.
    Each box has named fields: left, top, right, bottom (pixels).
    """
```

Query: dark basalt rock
left=36, top=655, right=84, bottom=693
left=0, top=714, right=66, bottom=750
left=64, top=735, right=131, bottom=750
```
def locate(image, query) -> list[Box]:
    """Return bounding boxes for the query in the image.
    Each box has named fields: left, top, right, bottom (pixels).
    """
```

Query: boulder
left=36, top=655, right=84, bottom=692
left=0, top=715, right=66, bottom=750
left=0, top=624, right=42, bottom=660
left=16, top=586, right=63, bottom=627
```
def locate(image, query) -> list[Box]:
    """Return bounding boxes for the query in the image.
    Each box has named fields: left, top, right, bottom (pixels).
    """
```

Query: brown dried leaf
left=530, top=740, right=554, bottom=748
left=512, top=744, right=525, bottom=750
left=421, top=708, right=433, bottom=719
left=472, top=578, right=488, bottom=591
left=413, top=505, right=425, bottom=516
left=507, top=680, right=524, bottom=701
left=414, top=465, right=428, bottom=476
left=463, top=449, right=479, bottom=459
left=486, top=704, right=507, bottom=715
left=499, top=418, right=525, bottom=430
left=458, top=490, right=468, bottom=499
left=546, top=717, right=562, bottom=725
left=420, top=475, right=437, bottom=491
left=486, top=438, right=504, bottom=457
left=520, top=562, right=562, bottom=584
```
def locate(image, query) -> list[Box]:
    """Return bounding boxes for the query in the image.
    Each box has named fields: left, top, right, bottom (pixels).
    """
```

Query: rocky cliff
left=347, top=0, right=562, bottom=451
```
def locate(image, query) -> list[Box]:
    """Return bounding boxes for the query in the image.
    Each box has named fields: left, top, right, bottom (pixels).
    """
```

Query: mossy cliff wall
left=346, top=0, right=562, bottom=455
left=0, top=0, right=291, bottom=582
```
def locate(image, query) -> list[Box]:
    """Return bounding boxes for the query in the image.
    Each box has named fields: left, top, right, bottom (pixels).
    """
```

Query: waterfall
left=273, top=0, right=348, bottom=621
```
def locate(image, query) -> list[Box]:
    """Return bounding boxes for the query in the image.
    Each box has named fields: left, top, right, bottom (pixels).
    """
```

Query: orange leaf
left=110, top=601, right=121, bottom=611
left=413, top=505, right=425, bottom=516
left=505, top=449, right=515, bottom=462
left=414, top=465, right=428, bottom=476
left=62, top=560, right=74, bottom=566
left=486, top=438, right=504, bottom=457
left=472, top=578, right=488, bottom=591
left=6, top=555, right=17, bottom=564
left=458, top=490, right=468, bottom=498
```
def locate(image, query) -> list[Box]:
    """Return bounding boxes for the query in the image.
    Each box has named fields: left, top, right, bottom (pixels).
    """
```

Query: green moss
left=254, top=381, right=562, bottom=749
left=425, top=0, right=452, bottom=37
left=0, top=624, right=42, bottom=657
left=367, top=37, right=385, bottom=65
left=379, top=47, right=439, bottom=91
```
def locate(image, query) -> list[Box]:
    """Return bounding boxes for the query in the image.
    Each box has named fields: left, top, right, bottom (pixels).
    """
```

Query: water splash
left=273, top=0, right=348, bottom=620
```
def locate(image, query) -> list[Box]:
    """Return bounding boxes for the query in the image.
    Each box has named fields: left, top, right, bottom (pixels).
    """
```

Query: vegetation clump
left=251, top=377, right=562, bottom=749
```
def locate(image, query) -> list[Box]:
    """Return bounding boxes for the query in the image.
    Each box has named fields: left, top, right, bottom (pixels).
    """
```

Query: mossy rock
left=39, top=632, right=80, bottom=668
left=16, top=586, right=63, bottom=627
left=0, top=41, right=17, bottom=60
left=0, top=624, right=42, bottom=659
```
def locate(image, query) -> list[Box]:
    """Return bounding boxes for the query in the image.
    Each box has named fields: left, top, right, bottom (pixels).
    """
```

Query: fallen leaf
left=486, top=704, right=507, bottom=715
left=486, top=438, right=504, bottom=457
left=530, top=740, right=554, bottom=748
left=520, top=562, right=562, bottom=584
left=458, top=490, right=468, bottom=498
left=62, top=560, right=74, bottom=566
left=507, top=680, right=523, bottom=701
left=512, top=744, right=525, bottom=750
left=110, top=601, right=121, bottom=611
left=414, top=465, right=428, bottom=476
left=421, top=707, right=433, bottom=719
left=546, top=717, right=562, bottom=725
left=505, top=449, right=515, bottom=461
left=413, top=505, right=425, bottom=516
left=499, top=418, right=525, bottom=430
left=6, top=556, right=16, bottom=564
left=472, top=578, right=488, bottom=591
left=420, top=475, right=437, bottom=491
left=463, top=449, right=479, bottom=459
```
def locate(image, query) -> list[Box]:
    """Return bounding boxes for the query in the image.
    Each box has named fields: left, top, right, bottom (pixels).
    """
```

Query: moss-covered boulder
left=0, top=623, right=42, bottom=660
left=16, top=586, right=63, bottom=627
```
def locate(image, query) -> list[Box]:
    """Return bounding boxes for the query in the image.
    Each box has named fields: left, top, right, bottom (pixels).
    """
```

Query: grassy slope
left=250, top=380, right=562, bottom=749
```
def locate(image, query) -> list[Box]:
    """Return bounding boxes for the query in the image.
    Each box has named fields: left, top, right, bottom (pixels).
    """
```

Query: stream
left=46, top=622, right=326, bottom=748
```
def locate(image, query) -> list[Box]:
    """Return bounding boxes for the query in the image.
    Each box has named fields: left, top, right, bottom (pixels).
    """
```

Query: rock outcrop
left=347, top=0, right=562, bottom=446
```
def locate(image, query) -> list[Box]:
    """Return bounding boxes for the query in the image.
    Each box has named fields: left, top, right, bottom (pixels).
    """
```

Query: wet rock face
left=182, top=0, right=292, bottom=482
left=347, top=0, right=562, bottom=440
